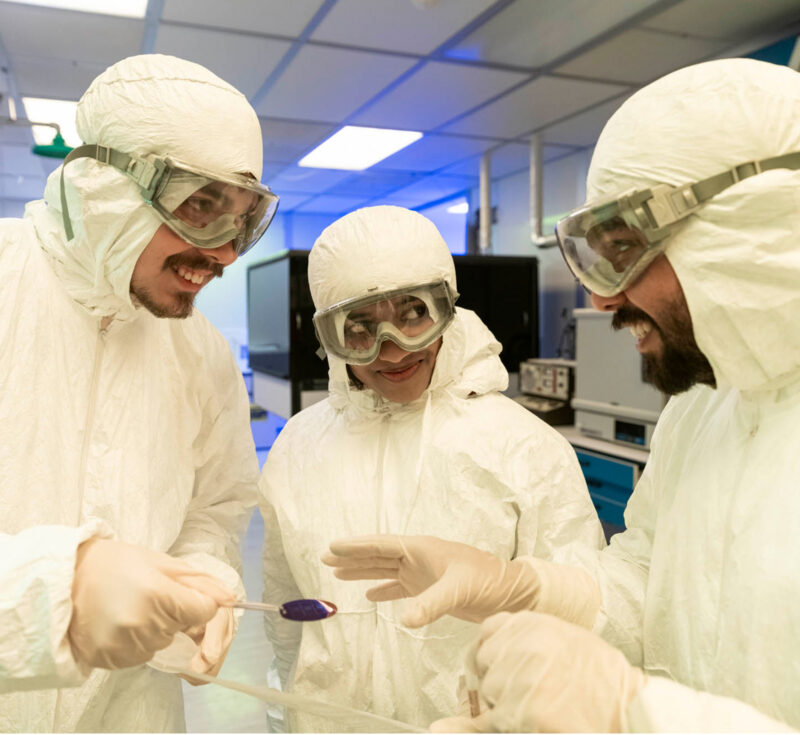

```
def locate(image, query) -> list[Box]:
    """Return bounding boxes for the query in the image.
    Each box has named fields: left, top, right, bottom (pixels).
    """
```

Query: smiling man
left=0, top=54, right=278, bottom=732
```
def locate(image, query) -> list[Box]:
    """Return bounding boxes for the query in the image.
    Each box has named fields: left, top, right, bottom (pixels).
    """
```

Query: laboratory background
left=2, top=0, right=799, bottom=730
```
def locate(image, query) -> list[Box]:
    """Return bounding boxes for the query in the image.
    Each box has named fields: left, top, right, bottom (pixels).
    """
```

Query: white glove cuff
left=517, top=557, right=601, bottom=628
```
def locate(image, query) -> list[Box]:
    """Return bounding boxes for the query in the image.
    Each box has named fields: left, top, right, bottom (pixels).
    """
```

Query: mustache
left=612, top=304, right=656, bottom=331
left=164, top=252, right=224, bottom=278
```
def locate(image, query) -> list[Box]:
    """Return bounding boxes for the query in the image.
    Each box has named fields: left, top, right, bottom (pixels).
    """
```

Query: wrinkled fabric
left=574, top=58, right=800, bottom=730
left=259, top=206, right=604, bottom=731
left=0, top=54, right=259, bottom=732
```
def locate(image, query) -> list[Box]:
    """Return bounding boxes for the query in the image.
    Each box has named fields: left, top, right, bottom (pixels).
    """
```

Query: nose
left=591, top=290, right=628, bottom=312
left=200, top=241, right=237, bottom=267
left=378, top=339, right=410, bottom=363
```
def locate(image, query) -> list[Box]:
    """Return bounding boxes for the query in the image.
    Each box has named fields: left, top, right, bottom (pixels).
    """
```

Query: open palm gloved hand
left=322, top=534, right=600, bottom=629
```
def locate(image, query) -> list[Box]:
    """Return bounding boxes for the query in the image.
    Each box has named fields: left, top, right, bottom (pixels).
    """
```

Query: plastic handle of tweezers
left=231, top=601, right=280, bottom=612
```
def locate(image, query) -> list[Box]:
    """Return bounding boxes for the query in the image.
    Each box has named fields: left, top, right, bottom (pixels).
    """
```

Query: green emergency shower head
left=32, top=131, right=73, bottom=159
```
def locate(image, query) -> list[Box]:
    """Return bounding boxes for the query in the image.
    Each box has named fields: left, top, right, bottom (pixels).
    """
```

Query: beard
left=131, top=285, right=195, bottom=319
left=131, top=251, right=223, bottom=319
left=612, top=303, right=716, bottom=395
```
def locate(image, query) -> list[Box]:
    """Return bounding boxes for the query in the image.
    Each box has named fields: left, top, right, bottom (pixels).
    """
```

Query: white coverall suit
left=0, top=55, right=260, bottom=732
left=259, top=206, right=605, bottom=731
left=577, top=58, right=800, bottom=730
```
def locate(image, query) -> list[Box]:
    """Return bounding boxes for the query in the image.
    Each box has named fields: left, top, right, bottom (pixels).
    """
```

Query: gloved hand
left=430, top=611, right=646, bottom=733
left=177, top=606, right=236, bottom=685
left=68, top=537, right=236, bottom=670
left=322, top=534, right=600, bottom=629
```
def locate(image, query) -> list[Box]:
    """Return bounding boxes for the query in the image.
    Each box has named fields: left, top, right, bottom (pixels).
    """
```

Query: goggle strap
left=690, top=150, right=800, bottom=207
left=60, top=144, right=169, bottom=240
left=64, top=143, right=167, bottom=197
left=642, top=150, right=800, bottom=233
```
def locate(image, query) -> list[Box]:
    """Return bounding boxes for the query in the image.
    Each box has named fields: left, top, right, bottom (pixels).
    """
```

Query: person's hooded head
left=572, top=58, right=800, bottom=394
left=308, top=206, right=506, bottom=410
left=28, top=54, right=276, bottom=321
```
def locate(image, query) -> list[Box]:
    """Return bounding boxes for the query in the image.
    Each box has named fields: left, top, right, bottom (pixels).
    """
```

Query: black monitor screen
left=247, top=258, right=290, bottom=377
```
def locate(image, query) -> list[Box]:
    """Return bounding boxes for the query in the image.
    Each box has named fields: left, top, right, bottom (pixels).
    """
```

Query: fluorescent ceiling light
left=299, top=125, right=422, bottom=171
left=447, top=201, right=469, bottom=214
left=5, top=0, right=146, bottom=17
left=22, top=97, right=80, bottom=147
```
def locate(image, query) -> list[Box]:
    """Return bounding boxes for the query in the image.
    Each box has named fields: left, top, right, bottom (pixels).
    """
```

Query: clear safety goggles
left=60, top=144, right=279, bottom=255
left=555, top=151, right=800, bottom=297
left=313, top=280, right=458, bottom=365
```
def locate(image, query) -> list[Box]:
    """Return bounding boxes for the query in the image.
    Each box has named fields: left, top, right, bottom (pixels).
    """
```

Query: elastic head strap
left=59, top=144, right=166, bottom=240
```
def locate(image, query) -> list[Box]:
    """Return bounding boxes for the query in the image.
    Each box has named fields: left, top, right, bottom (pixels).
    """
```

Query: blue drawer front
left=575, top=450, right=637, bottom=528
left=576, top=450, right=636, bottom=489
left=586, top=486, right=627, bottom=527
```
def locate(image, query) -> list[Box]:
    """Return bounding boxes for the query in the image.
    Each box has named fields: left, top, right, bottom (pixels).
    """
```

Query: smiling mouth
left=379, top=361, right=422, bottom=382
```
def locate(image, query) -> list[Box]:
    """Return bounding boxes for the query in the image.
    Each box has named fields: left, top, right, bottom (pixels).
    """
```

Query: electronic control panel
left=519, top=358, right=574, bottom=401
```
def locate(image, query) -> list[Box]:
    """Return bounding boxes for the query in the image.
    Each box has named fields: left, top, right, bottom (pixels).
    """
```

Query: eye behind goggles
left=556, top=151, right=800, bottom=297
left=312, top=280, right=458, bottom=365
left=59, top=143, right=279, bottom=255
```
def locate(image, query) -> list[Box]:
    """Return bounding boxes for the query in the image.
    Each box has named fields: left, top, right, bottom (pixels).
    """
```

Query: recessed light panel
left=299, top=126, right=423, bottom=171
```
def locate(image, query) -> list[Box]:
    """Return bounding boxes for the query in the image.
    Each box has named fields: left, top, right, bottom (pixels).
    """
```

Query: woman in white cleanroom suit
left=258, top=205, right=605, bottom=731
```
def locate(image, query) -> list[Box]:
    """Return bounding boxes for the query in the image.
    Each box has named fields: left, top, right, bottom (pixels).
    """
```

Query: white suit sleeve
left=511, top=426, right=607, bottom=561
left=258, top=435, right=303, bottom=688
left=0, top=519, right=111, bottom=692
left=584, top=403, right=674, bottom=666
left=167, top=348, right=258, bottom=597
left=626, top=675, right=794, bottom=732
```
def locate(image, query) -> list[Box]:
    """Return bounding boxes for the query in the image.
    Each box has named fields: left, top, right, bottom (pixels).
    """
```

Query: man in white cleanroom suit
left=0, top=55, right=279, bottom=731
left=258, top=206, right=605, bottom=731
left=328, top=59, right=800, bottom=732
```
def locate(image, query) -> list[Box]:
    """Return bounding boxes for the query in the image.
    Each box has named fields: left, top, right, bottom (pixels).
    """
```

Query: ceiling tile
left=379, top=174, right=474, bottom=207
left=254, top=45, right=416, bottom=122
left=259, top=118, right=335, bottom=164
left=295, top=193, right=369, bottom=214
left=441, top=142, right=573, bottom=179
left=154, top=26, right=291, bottom=97
left=268, top=165, right=353, bottom=195
left=642, top=0, right=800, bottom=39
left=542, top=94, right=630, bottom=147
left=162, top=0, right=324, bottom=36
left=373, top=134, right=496, bottom=173
left=273, top=192, right=313, bottom=211
left=444, top=75, right=627, bottom=139
left=12, top=54, right=104, bottom=100
left=555, top=28, right=728, bottom=83
left=353, top=60, right=527, bottom=130
left=333, top=170, right=423, bottom=197
left=259, top=162, right=288, bottom=183
left=0, top=3, right=142, bottom=63
left=444, top=0, right=662, bottom=68
left=311, top=0, right=495, bottom=55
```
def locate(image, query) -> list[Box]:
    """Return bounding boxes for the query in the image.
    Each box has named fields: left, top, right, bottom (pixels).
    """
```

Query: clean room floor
left=182, top=447, right=273, bottom=733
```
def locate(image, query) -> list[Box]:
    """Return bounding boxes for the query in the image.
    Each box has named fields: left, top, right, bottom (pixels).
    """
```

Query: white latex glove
left=178, top=606, right=236, bottom=685
left=68, top=538, right=236, bottom=670
left=430, top=611, right=645, bottom=733
left=322, top=534, right=600, bottom=629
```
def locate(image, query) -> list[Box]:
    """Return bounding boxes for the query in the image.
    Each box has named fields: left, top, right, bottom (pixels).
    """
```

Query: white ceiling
left=1, top=0, right=799, bottom=216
